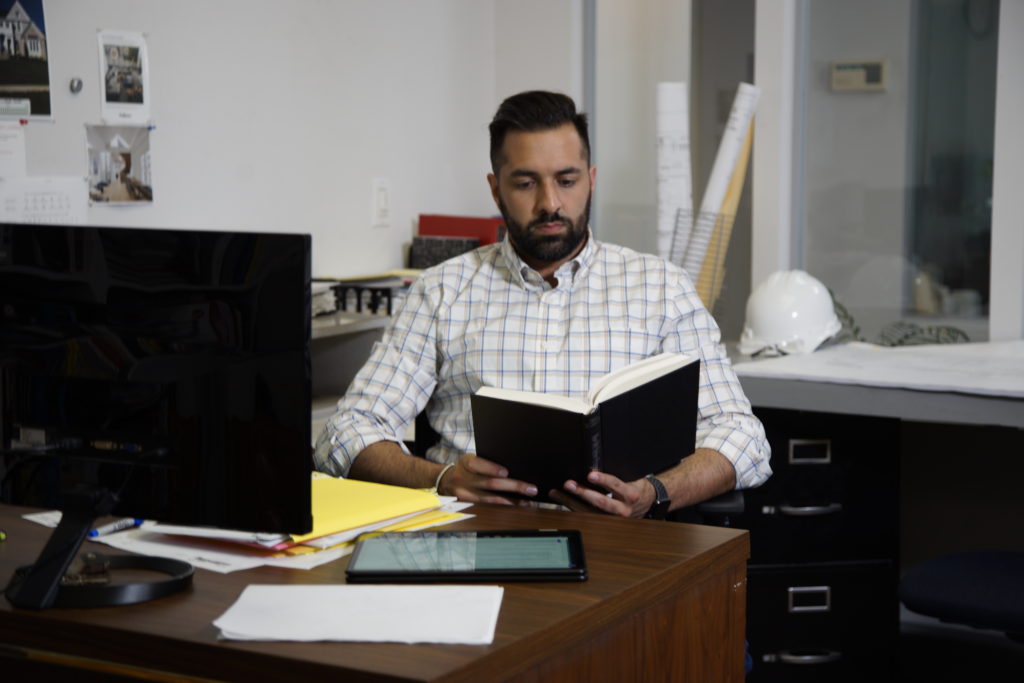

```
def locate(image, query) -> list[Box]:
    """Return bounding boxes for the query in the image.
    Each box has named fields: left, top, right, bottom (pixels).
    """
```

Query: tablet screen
left=346, top=530, right=587, bottom=582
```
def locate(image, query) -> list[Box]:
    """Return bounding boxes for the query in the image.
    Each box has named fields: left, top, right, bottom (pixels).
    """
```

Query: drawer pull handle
left=787, top=585, right=831, bottom=612
left=778, top=503, right=843, bottom=516
left=788, top=438, right=831, bottom=464
left=776, top=650, right=843, bottom=665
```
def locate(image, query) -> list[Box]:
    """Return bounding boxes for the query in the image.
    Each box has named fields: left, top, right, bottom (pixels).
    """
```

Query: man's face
left=488, top=123, right=596, bottom=270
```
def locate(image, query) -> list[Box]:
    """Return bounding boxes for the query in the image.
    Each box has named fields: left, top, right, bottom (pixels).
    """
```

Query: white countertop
left=731, top=341, right=1024, bottom=429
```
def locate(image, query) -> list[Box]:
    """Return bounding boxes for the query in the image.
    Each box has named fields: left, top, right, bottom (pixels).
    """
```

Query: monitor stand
left=4, top=486, right=193, bottom=609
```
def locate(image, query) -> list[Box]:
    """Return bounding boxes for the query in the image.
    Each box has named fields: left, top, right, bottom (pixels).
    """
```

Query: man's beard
left=499, top=194, right=591, bottom=265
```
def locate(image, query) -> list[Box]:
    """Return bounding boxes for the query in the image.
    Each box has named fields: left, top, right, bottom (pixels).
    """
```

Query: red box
left=418, top=214, right=505, bottom=245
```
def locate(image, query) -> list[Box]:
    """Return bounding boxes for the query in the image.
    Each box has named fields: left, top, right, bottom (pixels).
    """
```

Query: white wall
left=28, top=0, right=581, bottom=279
left=594, top=0, right=691, bottom=254
left=494, top=1, right=584, bottom=106
left=801, top=0, right=914, bottom=319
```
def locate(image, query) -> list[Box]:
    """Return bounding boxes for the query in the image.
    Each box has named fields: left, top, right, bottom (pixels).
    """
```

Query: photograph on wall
left=98, top=29, right=150, bottom=124
left=86, top=124, right=153, bottom=203
left=0, top=0, right=52, bottom=118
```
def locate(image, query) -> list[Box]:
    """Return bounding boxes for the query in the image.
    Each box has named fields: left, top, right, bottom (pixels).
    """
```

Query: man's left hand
left=549, top=471, right=655, bottom=518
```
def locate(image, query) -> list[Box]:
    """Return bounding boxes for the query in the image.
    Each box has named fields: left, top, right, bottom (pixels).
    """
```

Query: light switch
left=371, top=177, right=391, bottom=228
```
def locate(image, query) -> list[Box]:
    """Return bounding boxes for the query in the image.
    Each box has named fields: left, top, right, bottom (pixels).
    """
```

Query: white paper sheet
left=732, top=341, right=1024, bottom=398
left=142, top=522, right=289, bottom=548
left=21, top=510, right=62, bottom=527
left=0, top=121, right=26, bottom=177
left=213, top=584, right=504, bottom=644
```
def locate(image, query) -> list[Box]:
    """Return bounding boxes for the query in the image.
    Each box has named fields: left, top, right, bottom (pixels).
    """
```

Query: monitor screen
left=0, top=223, right=313, bottom=537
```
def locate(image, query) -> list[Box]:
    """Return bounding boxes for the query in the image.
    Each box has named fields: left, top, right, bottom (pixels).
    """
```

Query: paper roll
left=682, top=83, right=759, bottom=286
left=696, top=120, right=754, bottom=308
left=656, top=82, right=693, bottom=261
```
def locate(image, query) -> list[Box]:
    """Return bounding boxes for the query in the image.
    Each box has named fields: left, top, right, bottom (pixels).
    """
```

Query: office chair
left=411, top=411, right=441, bottom=459
left=899, top=550, right=1024, bottom=642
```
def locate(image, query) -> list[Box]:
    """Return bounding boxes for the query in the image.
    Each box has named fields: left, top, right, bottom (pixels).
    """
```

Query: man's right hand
left=440, top=453, right=538, bottom=505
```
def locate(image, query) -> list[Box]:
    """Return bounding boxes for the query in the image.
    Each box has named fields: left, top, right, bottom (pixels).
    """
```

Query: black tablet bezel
left=345, top=529, right=587, bottom=583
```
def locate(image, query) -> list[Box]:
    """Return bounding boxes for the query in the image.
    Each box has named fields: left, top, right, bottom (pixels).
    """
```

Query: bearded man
left=315, top=91, right=770, bottom=518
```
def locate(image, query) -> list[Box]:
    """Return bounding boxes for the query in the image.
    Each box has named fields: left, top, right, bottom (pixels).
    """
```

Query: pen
left=88, top=518, right=144, bottom=538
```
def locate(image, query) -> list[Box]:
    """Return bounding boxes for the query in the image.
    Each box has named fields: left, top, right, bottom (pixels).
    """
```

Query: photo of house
left=86, top=124, right=153, bottom=203
left=0, top=0, right=49, bottom=116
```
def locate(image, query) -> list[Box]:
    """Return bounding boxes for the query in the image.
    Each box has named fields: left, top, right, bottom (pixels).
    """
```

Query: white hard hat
left=737, top=270, right=841, bottom=356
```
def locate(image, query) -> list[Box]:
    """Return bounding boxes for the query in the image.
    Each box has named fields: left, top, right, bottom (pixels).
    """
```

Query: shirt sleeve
left=664, top=271, right=773, bottom=490
left=313, top=277, right=439, bottom=477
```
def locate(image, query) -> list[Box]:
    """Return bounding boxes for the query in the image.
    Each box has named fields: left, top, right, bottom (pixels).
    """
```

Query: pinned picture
left=98, top=29, right=150, bottom=124
left=0, top=0, right=52, bottom=118
left=86, top=124, right=153, bottom=203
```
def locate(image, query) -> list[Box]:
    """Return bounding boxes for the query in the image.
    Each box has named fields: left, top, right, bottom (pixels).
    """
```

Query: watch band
left=644, top=474, right=671, bottom=519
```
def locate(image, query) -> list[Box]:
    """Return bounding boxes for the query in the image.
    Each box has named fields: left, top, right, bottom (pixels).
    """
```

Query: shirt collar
left=499, top=228, right=597, bottom=291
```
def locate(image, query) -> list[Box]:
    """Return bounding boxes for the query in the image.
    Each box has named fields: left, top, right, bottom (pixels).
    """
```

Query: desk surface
left=739, top=374, right=1024, bottom=429
left=0, top=504, right=748, bottom=682
left=732, top=341, right=1024, bottom=429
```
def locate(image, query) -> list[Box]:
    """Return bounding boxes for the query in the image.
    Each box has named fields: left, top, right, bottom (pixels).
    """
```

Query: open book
left=470, top=352, right=699, bottom=500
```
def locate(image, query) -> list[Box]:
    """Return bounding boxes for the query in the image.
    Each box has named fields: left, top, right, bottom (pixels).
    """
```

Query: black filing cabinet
left=741, top=407, right=901, bottom=682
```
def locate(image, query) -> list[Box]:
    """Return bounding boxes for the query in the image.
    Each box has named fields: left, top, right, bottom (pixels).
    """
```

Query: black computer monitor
left=0, top=223, right=313, bottom=608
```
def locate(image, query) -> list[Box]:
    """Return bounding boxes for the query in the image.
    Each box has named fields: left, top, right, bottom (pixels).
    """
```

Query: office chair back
left=899, top=550, right=1024, bottom=642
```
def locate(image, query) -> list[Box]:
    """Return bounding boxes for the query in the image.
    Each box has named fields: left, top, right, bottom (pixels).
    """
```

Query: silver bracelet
left=432, top=463, right=455, bottom=495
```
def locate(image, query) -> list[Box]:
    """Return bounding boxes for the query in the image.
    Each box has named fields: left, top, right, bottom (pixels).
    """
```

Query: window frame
left=752, top=0, right=1023, bottom=341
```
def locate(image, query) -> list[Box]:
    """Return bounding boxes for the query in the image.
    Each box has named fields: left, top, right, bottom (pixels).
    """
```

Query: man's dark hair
left=488, top=91, right=590, bottom=173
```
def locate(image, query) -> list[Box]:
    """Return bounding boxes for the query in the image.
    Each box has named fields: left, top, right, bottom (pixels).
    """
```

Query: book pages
left=474, top=385, right=594, bottom=414
left=588, top=352, right=692, bottom=404
left=656, top=82, right=693, bottom=260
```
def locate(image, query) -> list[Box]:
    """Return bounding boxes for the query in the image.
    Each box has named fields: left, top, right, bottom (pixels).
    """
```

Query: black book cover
left=470, top=358, right=699, bottom=501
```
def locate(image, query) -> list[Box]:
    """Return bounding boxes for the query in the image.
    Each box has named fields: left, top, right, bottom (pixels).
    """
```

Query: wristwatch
left=644, top=474, right=671, bottom=519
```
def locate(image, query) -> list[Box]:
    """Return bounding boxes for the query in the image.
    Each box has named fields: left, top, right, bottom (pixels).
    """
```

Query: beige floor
left=99, top=179, right=133, bottom=202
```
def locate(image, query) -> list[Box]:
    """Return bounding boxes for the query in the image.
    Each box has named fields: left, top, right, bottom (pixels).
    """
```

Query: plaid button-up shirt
left=314, top=232, right=771, bottom=490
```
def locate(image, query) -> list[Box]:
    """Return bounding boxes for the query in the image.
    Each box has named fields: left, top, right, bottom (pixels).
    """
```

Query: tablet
left=345, top=529, right=587, bottom=583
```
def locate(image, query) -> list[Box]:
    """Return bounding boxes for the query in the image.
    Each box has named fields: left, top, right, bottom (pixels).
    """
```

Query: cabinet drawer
left=747, top=562, right=898, bottom=682
left=738, top=408, right=900, bottom=564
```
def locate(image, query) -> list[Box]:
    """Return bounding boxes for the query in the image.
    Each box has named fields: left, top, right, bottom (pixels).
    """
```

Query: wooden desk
left=0, top=504, right=749, bottom=682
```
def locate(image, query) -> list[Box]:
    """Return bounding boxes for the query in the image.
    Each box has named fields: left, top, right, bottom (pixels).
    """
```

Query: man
left=315, top=91, right=771, bottom=517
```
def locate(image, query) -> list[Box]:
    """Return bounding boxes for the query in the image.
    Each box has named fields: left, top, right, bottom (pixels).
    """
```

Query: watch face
left=649, top=500, right=670, bottom=519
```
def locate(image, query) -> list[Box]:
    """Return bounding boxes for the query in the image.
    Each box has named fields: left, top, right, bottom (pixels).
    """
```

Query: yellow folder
left=285, top=475, right=441, bottom=547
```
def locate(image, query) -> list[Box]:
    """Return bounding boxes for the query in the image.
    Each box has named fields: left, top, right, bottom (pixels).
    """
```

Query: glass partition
left=801, top=0, right=998, bottom=344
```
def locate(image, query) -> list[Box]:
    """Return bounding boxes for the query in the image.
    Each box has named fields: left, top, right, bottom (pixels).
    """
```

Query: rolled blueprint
left=695, top=121, right=754, bottom=308
left=682, top=83, right=760, bottom=284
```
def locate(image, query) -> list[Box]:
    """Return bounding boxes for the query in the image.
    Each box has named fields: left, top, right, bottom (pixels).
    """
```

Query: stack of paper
left=90, top=476, right=474, bottom=573
left=283, top=475, right=447, bottom=549
left=149, top=475, right=447, bottom=550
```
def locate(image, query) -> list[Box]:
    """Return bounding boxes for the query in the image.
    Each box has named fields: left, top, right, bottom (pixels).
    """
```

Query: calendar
left=0, top=177, right=88, bottom=224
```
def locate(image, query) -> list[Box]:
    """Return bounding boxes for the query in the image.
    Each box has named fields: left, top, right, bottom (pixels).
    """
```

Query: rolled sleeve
left=313, top=280, right=438, bottom=477
left=665, top=275, right=772, bottom=489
